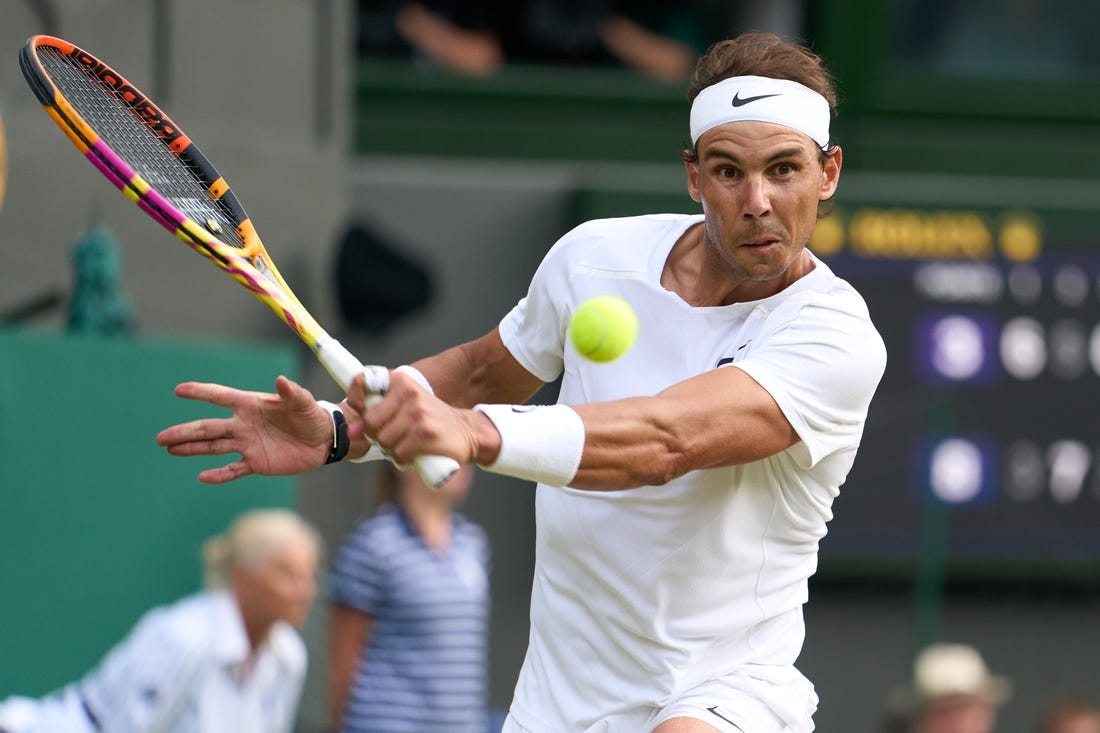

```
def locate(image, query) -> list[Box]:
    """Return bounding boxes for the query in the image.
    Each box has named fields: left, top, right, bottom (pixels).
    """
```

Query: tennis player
left=158, top=32, right=886, bottom=733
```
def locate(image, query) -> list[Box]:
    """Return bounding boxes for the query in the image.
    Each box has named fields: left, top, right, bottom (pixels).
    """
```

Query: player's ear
left=819, top=146, right=842, bottom=200
left=685, top=160, right=701, bottom=203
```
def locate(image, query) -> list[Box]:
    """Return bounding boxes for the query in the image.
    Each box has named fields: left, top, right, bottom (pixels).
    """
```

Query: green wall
left=0, top=328, right=298, bottom=696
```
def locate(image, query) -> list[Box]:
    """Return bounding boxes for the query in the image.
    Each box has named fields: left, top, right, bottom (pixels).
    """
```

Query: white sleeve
left=79, top=608, right=203, bottom=732
left=496, top=230, right=582, bottom=383
left=732, top=294, right=887, bottom=469
left=0, top=688, right=95, bottom=733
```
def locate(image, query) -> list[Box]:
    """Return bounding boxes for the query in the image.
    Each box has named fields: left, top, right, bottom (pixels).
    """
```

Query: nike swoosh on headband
left=731, top=91, right=781, bottom=107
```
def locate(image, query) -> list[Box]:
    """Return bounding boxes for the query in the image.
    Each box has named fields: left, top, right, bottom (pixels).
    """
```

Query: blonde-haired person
left=0, top=508, right=320, bottom=733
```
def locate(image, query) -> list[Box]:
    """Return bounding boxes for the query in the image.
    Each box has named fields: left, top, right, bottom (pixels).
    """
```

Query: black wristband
left=324, top=408, right=350, bottom=464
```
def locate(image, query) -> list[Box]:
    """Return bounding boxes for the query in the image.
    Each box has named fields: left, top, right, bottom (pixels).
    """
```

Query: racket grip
left=362, top=366, right=460, bottom=490
left=316, top=339, right=460, bottom=490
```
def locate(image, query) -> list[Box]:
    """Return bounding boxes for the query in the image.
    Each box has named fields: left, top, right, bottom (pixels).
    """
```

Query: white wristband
left=473, top=404, right=585, bottom=487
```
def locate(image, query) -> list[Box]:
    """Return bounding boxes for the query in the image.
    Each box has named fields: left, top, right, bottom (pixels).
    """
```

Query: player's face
left=686, top=121, right=841, bottom=297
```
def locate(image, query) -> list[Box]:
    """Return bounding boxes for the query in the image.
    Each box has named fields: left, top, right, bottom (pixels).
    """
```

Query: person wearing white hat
left=890, top=642, right=1012, bottom=733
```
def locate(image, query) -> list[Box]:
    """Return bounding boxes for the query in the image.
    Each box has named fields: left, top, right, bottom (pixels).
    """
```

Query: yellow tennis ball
left=569, top=295, right=638, bottom=363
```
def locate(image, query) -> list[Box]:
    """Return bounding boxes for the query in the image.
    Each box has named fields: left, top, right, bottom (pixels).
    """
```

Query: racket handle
left=316, top=339, right=460, bottom=490
left=361, top=365, right=460, bottom=490
left=316, top=337, right=368, bottom=391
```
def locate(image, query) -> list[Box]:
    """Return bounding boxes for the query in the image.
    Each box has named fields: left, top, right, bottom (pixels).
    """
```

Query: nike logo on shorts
left=707, top=706, right=746, bottom=731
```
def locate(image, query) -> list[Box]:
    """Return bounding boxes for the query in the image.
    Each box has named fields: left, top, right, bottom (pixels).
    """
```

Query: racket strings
left=38, top=47, right=245, bottom=250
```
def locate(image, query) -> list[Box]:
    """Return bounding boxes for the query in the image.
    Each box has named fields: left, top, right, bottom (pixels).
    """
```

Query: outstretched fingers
left=156, top=417, right=233, bottom=451
left=172, top=381, right=250, bottom=409
left=197, top=460, right=253, bottom=485
left=273, top=375, right=324, bottom=420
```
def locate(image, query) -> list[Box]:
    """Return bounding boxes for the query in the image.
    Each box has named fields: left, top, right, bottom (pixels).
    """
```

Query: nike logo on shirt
left=731, top=91, right=781, bottom=107
left=707, top=706, right=746, bottom=731
left=716, top=341, right=752, bottom=367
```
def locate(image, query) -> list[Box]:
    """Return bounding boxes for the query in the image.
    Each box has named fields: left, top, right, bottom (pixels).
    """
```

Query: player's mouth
left=741, top=235, right=781, bottom=248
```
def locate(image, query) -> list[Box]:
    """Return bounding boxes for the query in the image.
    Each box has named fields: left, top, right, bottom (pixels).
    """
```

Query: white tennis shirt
left=498, top=214, right=886, bottom=732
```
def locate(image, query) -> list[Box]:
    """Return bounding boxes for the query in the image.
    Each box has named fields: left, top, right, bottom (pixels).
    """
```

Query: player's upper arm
left=733, top=298, right=887, bottom=468
left=570, top=297, right=885, bottom=489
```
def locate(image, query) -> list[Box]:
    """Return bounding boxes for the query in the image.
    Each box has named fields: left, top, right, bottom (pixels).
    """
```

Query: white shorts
left=502, top=665, right=816, bottom=733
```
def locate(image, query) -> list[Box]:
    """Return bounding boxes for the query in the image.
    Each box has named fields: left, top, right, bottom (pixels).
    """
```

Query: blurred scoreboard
left=813, top=193, right=1100, bottom=569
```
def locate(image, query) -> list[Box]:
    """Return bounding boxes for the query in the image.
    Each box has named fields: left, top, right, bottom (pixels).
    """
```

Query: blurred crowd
left=354, top=0, right=799, bottom=83
left=880, top=642, right=1100, bottom=733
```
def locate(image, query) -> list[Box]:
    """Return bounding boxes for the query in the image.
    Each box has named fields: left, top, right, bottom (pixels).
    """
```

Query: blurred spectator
left=390, top=1, right=503, bottom=76
left=1038, top=696, right=1100, bottom=733
left=890, top=0, right=1097, bottom=80
left=0, top=508, right=321, bottom=733
left=326, top=463, right=490, bottom=732
left=356, top=0, right=725, bottom=83
left=356, top=0, right=498, bottom=74
left=888, top=642, right=1012, bottom=733
left=503, top=0, right=704, bottom=81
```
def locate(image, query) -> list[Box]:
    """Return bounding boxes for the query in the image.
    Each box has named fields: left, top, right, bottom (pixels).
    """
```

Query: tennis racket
left=19, top=35, right=458, bottom=488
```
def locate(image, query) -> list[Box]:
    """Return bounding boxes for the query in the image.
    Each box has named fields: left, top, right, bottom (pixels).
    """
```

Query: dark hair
left=681, top=33, right=839, bottom=164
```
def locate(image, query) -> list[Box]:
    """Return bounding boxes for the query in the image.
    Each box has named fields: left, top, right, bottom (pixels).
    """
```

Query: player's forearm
left=570, top=397, right=696, bottom=490
left=472, top=395, right=690, bottom=490
left=413, top=329, right=542, bottom=408
left=476, top=371, right=799, bottom=490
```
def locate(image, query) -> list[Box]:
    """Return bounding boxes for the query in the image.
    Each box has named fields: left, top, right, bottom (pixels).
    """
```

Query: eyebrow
left=701, top=146, right=807, bottom=165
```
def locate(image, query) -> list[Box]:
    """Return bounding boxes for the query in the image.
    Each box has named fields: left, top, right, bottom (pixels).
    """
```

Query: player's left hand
left=157, top=376, right=333, bottom=483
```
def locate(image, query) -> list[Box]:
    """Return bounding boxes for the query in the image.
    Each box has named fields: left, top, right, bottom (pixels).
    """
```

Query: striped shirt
left=330, top=504, right=490, bottom=733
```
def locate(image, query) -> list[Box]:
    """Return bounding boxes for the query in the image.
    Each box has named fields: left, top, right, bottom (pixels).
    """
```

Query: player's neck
left=663, top=224, right=813, bottom=306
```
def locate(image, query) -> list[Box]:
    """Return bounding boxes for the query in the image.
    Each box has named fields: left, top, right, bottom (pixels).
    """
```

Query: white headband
left=690, top=75, right=830, bottom=149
